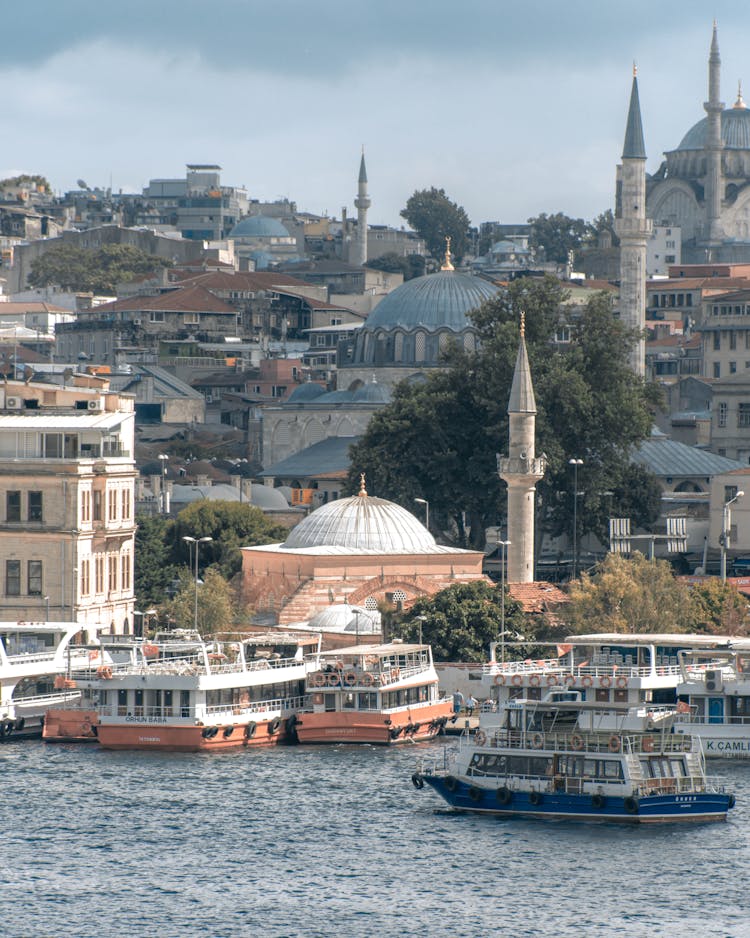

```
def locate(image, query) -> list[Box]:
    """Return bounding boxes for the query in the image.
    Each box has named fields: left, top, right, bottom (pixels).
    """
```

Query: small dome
left=282, top=492, right=436, bottom=552
left=352, top=381, right=391, bottom=404
left=308, top=604, right=380, bottom=633
left=287, top=382, right=326, bottom=403
left=676, top=107, right=750, bottom=151
left=364, top=270, right=500, bottom=332
left=231, top=215, right=291, bottom=238
left=316, top=388, right=355, bottom=404
left=247, top=483, right=289, bottom=510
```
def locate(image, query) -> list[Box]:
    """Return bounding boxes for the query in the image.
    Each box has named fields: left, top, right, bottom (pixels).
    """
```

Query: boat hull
left=415, top=774, right=733, bottom=823
left=95, top=716, right=295, bottom=752
left=296, top=703, right=451, bottom=745
left=43, top=709, right=99, bottom=743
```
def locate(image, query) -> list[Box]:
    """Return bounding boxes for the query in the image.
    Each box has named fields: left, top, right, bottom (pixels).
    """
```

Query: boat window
left=603, top=760, right=623, bottom=779
left=357, top=692, right=377, bottom=710
left=639, top=759, right=652, bottom=777
left=324, top=694, right=336, bottom=712
left=670, top=759, right=686, bottom=777
left=180, top=690, right=190, bottom=717
left=691, top=697, right=705, bottom=717
left=343, top=693, right=355, bottom=710
left=595, top=689, right=611, bottom=703
left=652, top=758, right=673, bottom=778
left=583, top=759, right=598, bottom=776
left=613, top=689, right=628, bottom=703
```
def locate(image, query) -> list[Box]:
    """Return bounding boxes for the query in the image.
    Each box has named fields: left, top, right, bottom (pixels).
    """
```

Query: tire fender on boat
left=1, top=719, right=14, bottom=738
left=244, top=721, right=257, bottom=740
left=444, top=776, right=458, bottom=793
left=468, top=786, right=483, bottom=802
left=624, top=796, right=639, bottom=815
left=268, top=717, right=281, bottom=736
left=592, top=794, right=606, bottom=810
left=529, top=791, right=543, bottom=806
left=411, top=773, right=424, bottom=790
left=496, top=786, right=512, bottom=806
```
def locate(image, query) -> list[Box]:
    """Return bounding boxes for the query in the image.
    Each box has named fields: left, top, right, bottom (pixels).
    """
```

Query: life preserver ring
left=599, top=676, right=612, bottom=688
left=511, top=674, right=523, bottom=686
left=474, top=729, right=487, bottom=747
left=624, top=796, right=639, bottom=815
left=581, top=675, right=593, bottom=687
left=546, top=674, right=558, bottom=687
left=564, top=674, right=576, bottom=686
left=312, top=672, right=326, bottom=687
left=361, top=673, right=374, bottom=686
left=96, top=666, right=113, bottom=679
left=81, top=721, right=92, bottom=735
left=268, top=717, right=281, bottom=736
left=326, top=673, right=340, bottom=687
left=496, top=786, right=512, bottom=806
left=608, top=735, right=621, bottom=753
left=616, top=676, right=628, bottom=689
left=343, top=671, right=357, bottom=686
left=494, top=674, right=506, bottom=686
left=529, top=790, right=543, bottom=806
left=642, top=736, right=654, bottom=753
left=529, top=674, right=541, bottom=687
left=411, top=773, right=424, bottom=790
left=244, top=721, right=257, bottom=739
left=570, top=733, right=584, bottom=751
left=531, top=732, right=544, bottom=750
left=468, top=786, right=483, bottom=802
left=592, top=794, right=606, bottom=810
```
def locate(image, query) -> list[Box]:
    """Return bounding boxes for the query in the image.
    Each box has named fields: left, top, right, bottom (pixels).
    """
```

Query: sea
left=2, top=739, right=750, bottom=938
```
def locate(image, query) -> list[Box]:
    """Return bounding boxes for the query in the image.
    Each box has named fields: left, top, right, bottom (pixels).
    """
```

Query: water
left=2, top=740, right=750, bottom=938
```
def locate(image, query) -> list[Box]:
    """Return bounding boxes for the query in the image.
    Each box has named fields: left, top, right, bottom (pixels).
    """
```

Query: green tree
left=528, top=211, right=589, bottom=264
left=393, top=581, right=527, bottom=661
left=173, top=501, right=288, bottom=579
left=400, top=188, right=471, bottom=263
left=163, top=568, right=234, bottom=635
left=134, top=513, right=181, bottom=609
left=563, top=553, right=697, bottom=633
left=588, top=208, right=619, bottom=247
left=690, top=579, right=750, bottom=635
left=0, top=174, right=52, bottom=194
left=366, top=252, right=425, bottom=281
left=28, top=243, right=171, bottom=293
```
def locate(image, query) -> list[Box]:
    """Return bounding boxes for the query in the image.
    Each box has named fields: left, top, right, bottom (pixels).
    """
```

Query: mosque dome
left=363, top=270, right=500, bottom=332
left=287, top=382, right=326, bottom=403
left=352, top=381, right=391, bottom=404
left=247, top=483, right=289, bottom=510
left=675, top=106, right=750, bottom=152
left=282, top=489, right=436, bottom=553
left=230, top=215, right=291, bottom=238
left=307, top=604, right=380, bottom=633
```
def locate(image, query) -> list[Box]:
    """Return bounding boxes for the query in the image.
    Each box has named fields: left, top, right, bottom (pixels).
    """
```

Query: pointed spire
left=507, top=316, right=536, bottom=415
left=734, top=80, right=746, bottom=109
left=622, top=70, right=646, bottom=159
left=358, top=473, right=368, bottom=497
left=358, top=148, right=367, bottom=185
left=711, top=20, right=720, bottom=58
left=440, top=236, right=454, bottom=271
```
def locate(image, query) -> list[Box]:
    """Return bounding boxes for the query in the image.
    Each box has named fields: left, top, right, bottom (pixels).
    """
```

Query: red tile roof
left=508, top=581, right=568, bottom=613
left=93, top=284, right=237, bottom=314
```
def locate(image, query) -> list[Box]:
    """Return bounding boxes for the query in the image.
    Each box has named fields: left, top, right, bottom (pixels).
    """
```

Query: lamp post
left=159, top=454, right=169, bottom=514
left=498, top=539, right=511, bottom=664
left=415, top=614, right=427, bottom=646
left=44, top=595, right=50, bottom=621
left=182, top=535, right=213, bottom=631
left=721, top=490, right=744, bottom=582
left=414, top=497, right=429, bottom=532
left=569, top=458, right=584, bottom=579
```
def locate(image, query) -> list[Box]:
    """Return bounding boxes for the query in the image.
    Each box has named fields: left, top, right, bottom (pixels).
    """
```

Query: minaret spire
left=498, top=316, right=545, bottom=584
left=353, top=148, right=370, bottom=267
left=704, top=21, right=725, bottom=244
left=614, top=67, right=652, bottom=376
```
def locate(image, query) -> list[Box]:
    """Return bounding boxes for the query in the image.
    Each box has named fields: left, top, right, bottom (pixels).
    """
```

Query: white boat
left=412, top=693, right=735, bottom=823
left=296, top=642, right=452, bottom=745
left=58, top=629, right=322, bottom=752
left=0, top=621, right=98, bottom=740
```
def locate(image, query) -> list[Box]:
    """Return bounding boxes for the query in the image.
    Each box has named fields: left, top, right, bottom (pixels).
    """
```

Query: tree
left=689, top=579, right=750, bottom=635
left=563, top=553, right=697, bottom=634
left=366, top=252, right=425, bottom=280
left=0, top=174, right=51, bottom=195
left=392, top=582, right=527, bottom=662
left=173, top=501, right=289, bottom=579
left=28, top=243, right=171, bottom=293
left=588, top=209, right=619, bottom=247
left=528, top=212, right=589, bottom=264
left=163, top=568, right=234, bottom=635
left=400, top=188, right=471, bottom=263
left=134, top=513, right=181, bottom=609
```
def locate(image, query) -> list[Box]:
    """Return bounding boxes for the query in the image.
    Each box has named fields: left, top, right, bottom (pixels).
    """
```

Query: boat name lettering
left=125, top=716, right=168, bottom=724
left=138, top=736, right=161, bottom=743
left=705, top=739, right=750, bottom=752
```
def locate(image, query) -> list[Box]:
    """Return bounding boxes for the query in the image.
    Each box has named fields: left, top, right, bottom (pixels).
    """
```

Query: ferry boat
left=55, top=629, right=321, bottom=752
left=295, top=641, right=452, bottom=745
left=672, top=639, right=750, bottom=758
left=0, top=621, right=98, bottom=740
left=412, top=694, right=735, bottom=823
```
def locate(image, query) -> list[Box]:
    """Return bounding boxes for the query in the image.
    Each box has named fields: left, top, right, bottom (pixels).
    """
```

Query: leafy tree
left=134, top=513, right=181, bottom=608
left=366, top=252, right=425, bottom=280
left=588, top=208, right=619, bottom=247
left=392, top=581, right=527, bottom=661
left=173, top=501, right=288, bottom=579
left=528, top=211, right=589, bottom=264
left=400, top=188, right=471, bottom=263
left=0, top=174, right=51, bottom=194
left=690, top=579, right=750, bottom=636
left=563, top=553, right=697, bottom=633
left=28, top=243, right=171, bottom=293
left=163, top=568, right=234, bottom=635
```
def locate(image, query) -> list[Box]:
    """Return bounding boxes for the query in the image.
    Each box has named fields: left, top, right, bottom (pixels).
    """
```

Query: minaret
left=614, top=65, right=652, bottom=376
left=704, top=22, right=725, bottom=245
left=353, top=149, right=370, bottom=267
left=498, top=314, right=546, bottom=584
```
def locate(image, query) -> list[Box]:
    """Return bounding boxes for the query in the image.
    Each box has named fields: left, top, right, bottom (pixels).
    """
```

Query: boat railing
left=484, top=659, right=730, bottom=681
left=3, top=689, right=80, bottom=711
left=308, top=661, right=429, bottom=689
left=478, top=728, right=695, bottom=756
left=99, top=694, right=311, bottom=722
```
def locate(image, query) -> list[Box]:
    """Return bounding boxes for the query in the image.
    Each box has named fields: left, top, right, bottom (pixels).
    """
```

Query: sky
left=4, top=1, right=750, bottom=229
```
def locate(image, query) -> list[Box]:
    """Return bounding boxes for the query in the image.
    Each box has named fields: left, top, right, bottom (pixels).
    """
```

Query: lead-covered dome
left=364, top=270, right=500, bottom=332
left=282, top=491, right=436, bottom=553
left=676, top=106, right=750, bottom=151
left=231, top=216, right=291, bottom=238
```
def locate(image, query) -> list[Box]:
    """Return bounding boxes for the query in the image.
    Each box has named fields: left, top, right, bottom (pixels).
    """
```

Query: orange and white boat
left=58, top=629, right=321, bottom=752
left=295, top=641, right=452, bottom=745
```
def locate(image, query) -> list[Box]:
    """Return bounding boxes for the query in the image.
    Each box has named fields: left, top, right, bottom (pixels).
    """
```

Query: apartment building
left=0, top=376, right=136, bottom=632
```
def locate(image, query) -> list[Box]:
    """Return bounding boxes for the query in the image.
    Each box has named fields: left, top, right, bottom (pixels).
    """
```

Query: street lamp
left=414, top=614, right=427, bottom=646
left=182, top=535, right=213, bottom=631
left=497, top=539, right=511, bottom=664
left=44, top=595, right=50, bottom=621
left=414, top=498, right=429, bottom=532
left=159, top=454, right=169, bottom=514
left=569, top=458, right=584, bottom=579
left=721, top=490, right=744, bottom=582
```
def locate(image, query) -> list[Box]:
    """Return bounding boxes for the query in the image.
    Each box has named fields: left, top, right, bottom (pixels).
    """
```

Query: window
left=108, top=489, right=118, bottom=522
left=80, top=559, right=90, bottom=596
left=27, top=560, right=42, bottom=596
left=149, top=311, right=165, bottom=323
left=108, top=555, right=117, bottom=593
left=44, top=433, right=62, bottom=458
left=95, top=556, right=105, bottom=593
left=6, top=491, right=20, bottom=522
left=121, top=554, right=131, bottom=591
left=739, top=404, right=750, bottom=428
left=714, top=332, right=721, bottom=350
left=93, top=490, right=102, bottom=522
left=718, top=402, right=728, bottom=427
left=28, top=491, right=43, bottom=522
left=731, top=361, right=738, bottom=374
left=5, top=560, right=20, bottom=596
left=714, top=362, right=721, bottom=378
left=731, top=332, right=738, bottom=351
left=121, top=488, right=131, bottom=521
left=81, top=490, right=91, bottom=523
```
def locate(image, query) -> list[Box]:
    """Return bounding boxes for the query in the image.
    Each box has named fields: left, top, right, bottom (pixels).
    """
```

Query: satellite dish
left=77, top=179, right=89, bottom=190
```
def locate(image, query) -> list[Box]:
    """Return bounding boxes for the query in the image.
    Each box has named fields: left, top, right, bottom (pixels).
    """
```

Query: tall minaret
left=614, top=66, right=652, bottom=376
left=704, top=22, right=725, bottom=245
left=498, top=314, right=546, bottom=584
left=353, top=149, right=370, bottom=267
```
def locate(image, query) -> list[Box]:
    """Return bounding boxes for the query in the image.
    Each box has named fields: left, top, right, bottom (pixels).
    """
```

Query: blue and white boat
left=411, top=694, right=735, bottom=824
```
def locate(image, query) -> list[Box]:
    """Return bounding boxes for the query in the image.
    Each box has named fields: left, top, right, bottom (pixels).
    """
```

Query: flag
left=612, top=664, right=618, bottom=674
left=577, top=659, right=589, bottom=670
left=676, top=700, right=691, bottom=714
left=556, top=643, right=573, bottom=657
